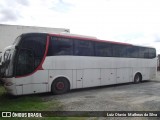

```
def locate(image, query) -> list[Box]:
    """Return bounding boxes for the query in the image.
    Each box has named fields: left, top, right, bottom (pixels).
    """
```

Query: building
left=0, top=24, right=70, bottom=52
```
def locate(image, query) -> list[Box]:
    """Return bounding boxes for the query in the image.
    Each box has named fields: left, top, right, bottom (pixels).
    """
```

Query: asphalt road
left=42, top=72, right=160, bottom=120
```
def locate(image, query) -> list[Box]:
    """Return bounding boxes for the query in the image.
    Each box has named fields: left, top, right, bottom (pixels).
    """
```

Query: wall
left=0, top=24, right=70, bottom=51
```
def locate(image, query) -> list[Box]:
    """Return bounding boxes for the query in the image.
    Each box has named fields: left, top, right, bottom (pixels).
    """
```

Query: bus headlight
left=5, top=82, right=14, bottom=86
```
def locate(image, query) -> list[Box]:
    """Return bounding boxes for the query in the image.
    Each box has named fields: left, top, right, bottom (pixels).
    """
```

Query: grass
left=0, top=86, right=57, bottom=111
left=0, top=85, right=88, bottom=120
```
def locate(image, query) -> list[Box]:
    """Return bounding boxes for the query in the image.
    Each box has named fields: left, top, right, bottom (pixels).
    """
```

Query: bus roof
left=22, top=32, right=155, bottom=48
left=49, top=33, right=132, bottom=46
left=49, top=33, right=155, bottom=48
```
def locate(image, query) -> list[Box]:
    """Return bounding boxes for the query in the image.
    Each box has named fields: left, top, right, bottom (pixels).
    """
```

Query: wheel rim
left=56, top=82, right=64, bottom=90
left=135, top=74, right=140, bottom=82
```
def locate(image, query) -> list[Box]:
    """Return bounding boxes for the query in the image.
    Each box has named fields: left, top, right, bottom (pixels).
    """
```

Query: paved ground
left=42, top=72, right=160, bottom=120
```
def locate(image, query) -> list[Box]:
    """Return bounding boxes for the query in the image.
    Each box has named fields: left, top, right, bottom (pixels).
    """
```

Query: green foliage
left=0, top=86, right=55, bottom=111
left=0, top=85, right=88, bottom=120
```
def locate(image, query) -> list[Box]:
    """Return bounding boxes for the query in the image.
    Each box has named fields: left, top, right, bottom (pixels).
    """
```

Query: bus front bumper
left=4, top=82, right=17, bottom=95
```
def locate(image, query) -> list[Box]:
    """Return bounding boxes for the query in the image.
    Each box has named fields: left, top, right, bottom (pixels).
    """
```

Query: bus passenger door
left=76, top=70, right=83, bottom=88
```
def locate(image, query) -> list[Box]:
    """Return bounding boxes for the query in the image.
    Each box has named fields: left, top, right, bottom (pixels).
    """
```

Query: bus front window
left=15, top=34, right=47, bottom=77
left=16, top=49, right=34, bottom=76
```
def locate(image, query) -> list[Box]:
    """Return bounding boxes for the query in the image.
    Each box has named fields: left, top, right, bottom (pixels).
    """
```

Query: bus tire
left=51, top=77, right=70, bottom=95
left=134, top=73, right=142, bottom=84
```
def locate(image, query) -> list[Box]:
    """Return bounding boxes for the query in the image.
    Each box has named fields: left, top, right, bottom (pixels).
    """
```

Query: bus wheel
left=134, top=73, right=142, bottom=83
left=51, top=77, right=70, bottom=95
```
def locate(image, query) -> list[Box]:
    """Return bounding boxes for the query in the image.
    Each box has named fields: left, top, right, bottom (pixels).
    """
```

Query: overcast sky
left=0, top=0, right=160, bottom=54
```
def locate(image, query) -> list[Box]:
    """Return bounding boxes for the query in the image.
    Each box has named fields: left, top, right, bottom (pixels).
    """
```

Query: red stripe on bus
left=15, top=36, right=50, bottom=78
left=48, top=33, right=132, bottom=46
left=36, top=35, right=49, bottom=70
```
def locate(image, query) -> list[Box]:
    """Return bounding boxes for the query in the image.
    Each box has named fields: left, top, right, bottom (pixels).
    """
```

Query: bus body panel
left=101, top=69, right=116, bottom=85
left=43, top=56, right=156, bottom=69
left=116, top=68, right=132, bottom=83
left=4, top=70, right=49, bottom=95
left=43, top=56, right=157, bottom=91
left=4, top=56, right=157, bottom=95
left=83, top=69, right=101, bottom=87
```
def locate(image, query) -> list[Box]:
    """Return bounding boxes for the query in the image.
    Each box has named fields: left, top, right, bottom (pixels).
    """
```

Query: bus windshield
left=14, top=33, right=47, bottom=77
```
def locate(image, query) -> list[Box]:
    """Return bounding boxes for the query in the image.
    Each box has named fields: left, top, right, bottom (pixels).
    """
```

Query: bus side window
left=95, top=42, right=112, bottom=57
left=74, top=40, right=94, bottom=56
left=126, top=46, right=139, bottom=58
left=149, top=48, right=156, bottom=58
left=112, top=44, right=127, bottom=57
left=139, top=47, right=149, bottom=58
left=47, top=37, right=73, bottom=56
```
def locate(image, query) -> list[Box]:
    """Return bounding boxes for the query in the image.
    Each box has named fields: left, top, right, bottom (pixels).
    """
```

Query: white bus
left=1, top=33, right=157, bottom=95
